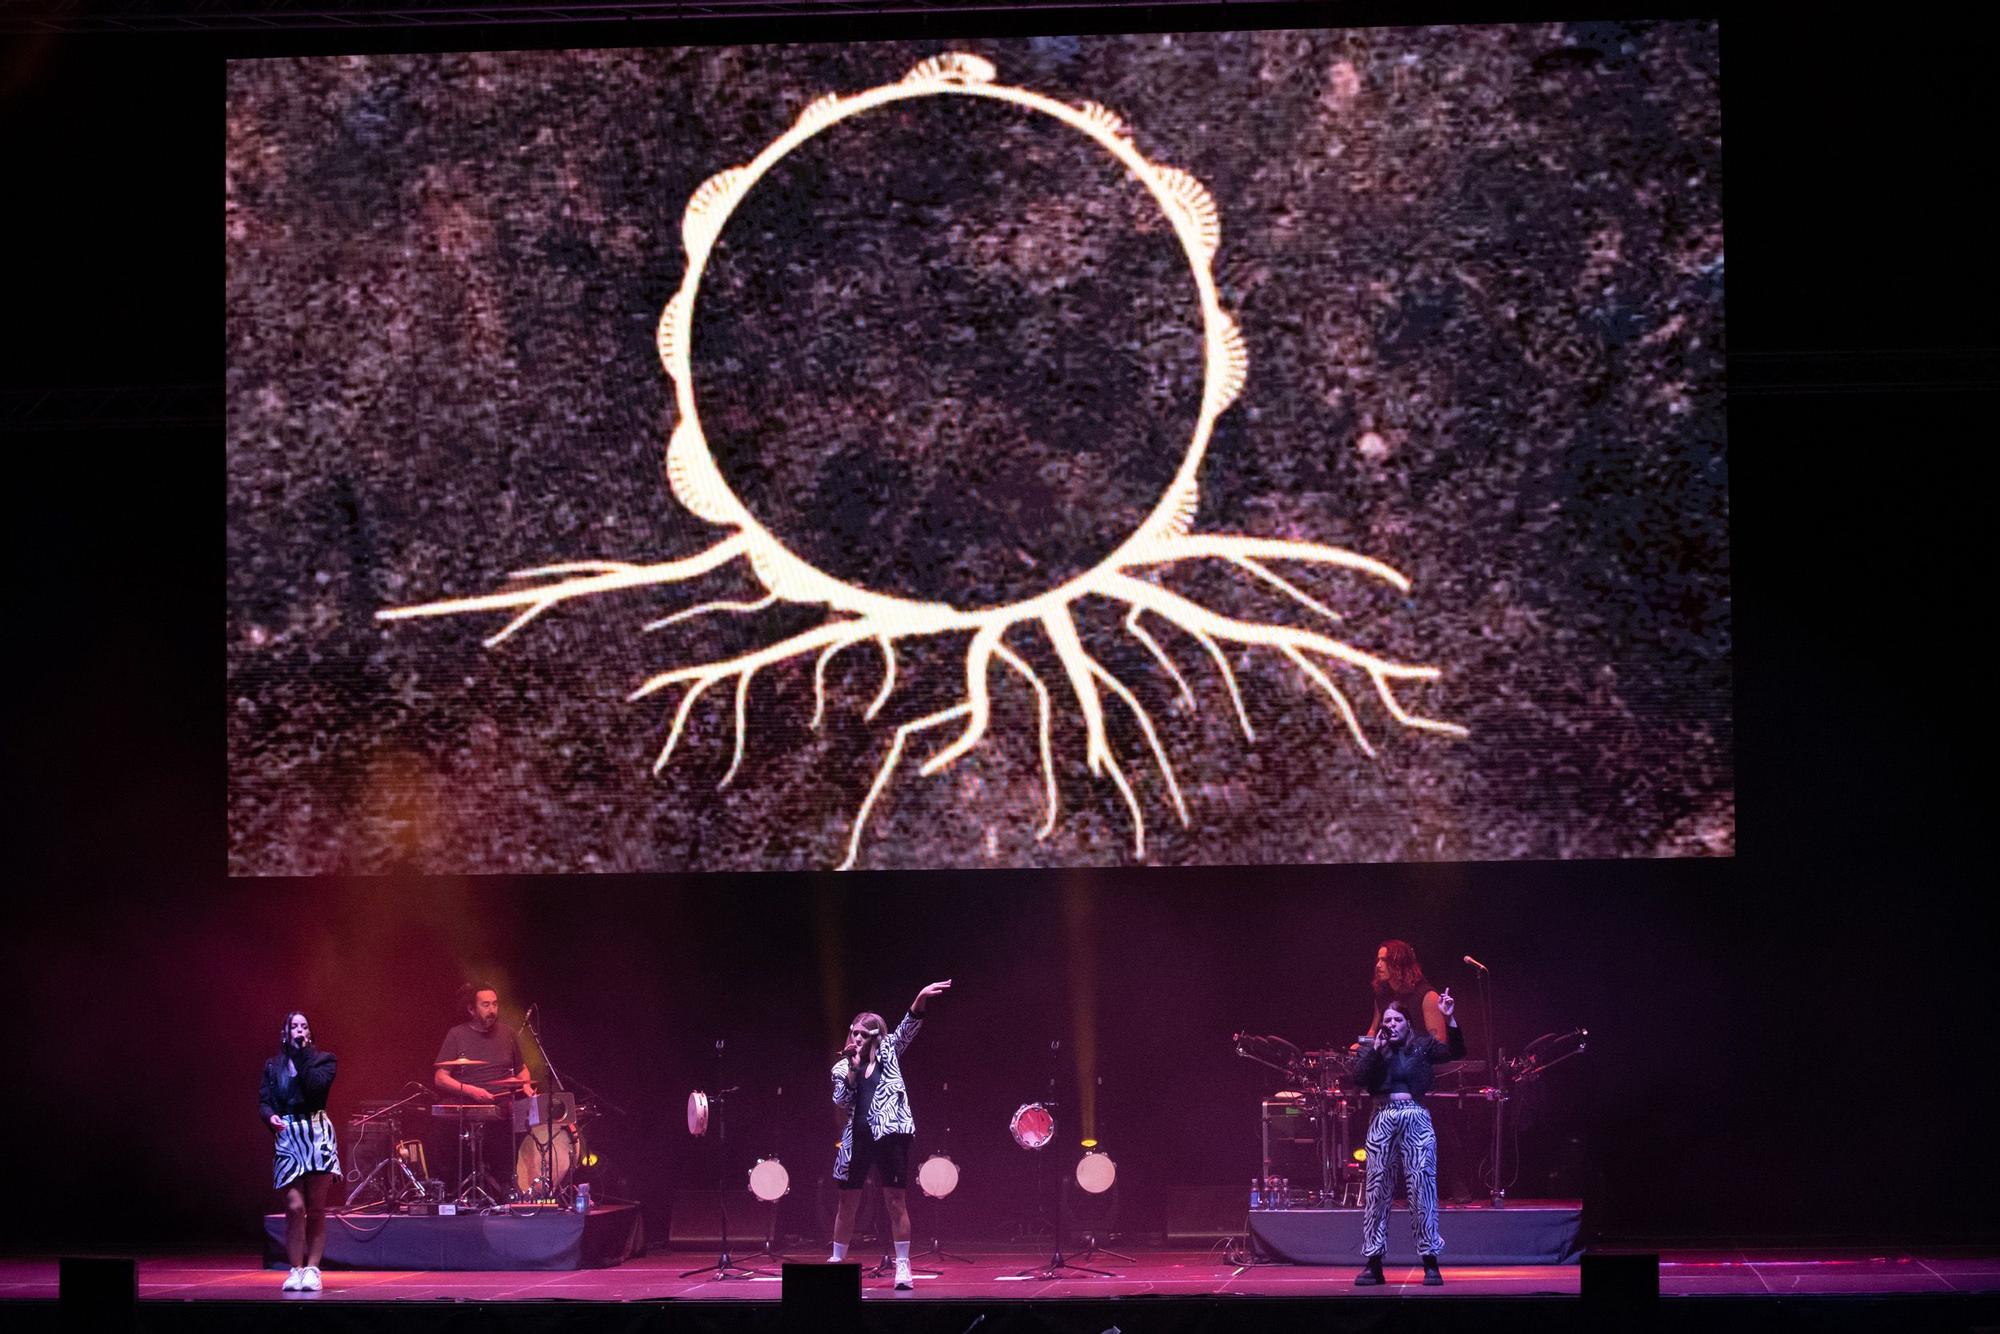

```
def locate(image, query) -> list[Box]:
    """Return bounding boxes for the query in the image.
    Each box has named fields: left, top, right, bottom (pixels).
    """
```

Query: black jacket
left=259, top=1048, right=337, bottom=1122
left=1353, top=1025, right=1465, bottom=1098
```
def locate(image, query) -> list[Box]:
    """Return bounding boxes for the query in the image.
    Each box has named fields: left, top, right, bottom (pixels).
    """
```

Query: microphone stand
left=1471, top=961, right=1505, bottom=1208
left=519, top=1006, right=569, bottom=1207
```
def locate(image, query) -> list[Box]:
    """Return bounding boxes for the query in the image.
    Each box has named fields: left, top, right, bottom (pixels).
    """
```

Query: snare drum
left=1009, top=1102, right=1055, bottom=1150
left=748, top=1157, right=790, bottom=1202
left=514, top=1123, right=578, bottom=1195
left=916, top=1153, right=960, bottom=1199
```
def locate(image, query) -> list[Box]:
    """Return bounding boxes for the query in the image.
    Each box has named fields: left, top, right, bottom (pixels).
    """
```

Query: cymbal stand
left=681, top=1040, right=770, bottom=1280
left=340, top=1086, right=430, bottom=1212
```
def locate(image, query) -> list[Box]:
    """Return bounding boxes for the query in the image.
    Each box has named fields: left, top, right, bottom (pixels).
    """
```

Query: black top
left=434, top=1021, right=523, bottom=1095
left=1354, top=1025, right=1465, bottom=1099
left=259, top=1048, right=337, bottom=1121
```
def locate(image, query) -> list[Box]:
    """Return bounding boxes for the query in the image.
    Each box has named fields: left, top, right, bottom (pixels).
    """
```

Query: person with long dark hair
left=1353, top=992, right=1462, bottom=1287
left=1365, top=939, right=1449, bottom=1043
left=259, top=1010, right=339, bottom=1291
left=828, top=979, right=952, bottom=1290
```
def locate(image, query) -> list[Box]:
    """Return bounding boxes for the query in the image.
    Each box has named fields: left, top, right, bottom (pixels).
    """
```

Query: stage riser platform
left=262, top=1205, right=643, bottom=1271
left=1249, top=1202, right=1582, bottom=1265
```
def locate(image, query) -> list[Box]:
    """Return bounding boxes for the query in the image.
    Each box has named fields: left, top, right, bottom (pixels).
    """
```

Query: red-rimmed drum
left=1009, top=1102, right=1055, bottom=1149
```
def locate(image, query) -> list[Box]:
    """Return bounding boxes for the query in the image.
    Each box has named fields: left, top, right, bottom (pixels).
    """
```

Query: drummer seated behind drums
left=434, top=983, right=535, bottom=1198
left=829, top=979, right=952, bottom=1290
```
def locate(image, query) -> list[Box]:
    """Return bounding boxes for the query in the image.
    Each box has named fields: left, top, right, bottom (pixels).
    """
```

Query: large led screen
left=227, top=24, right=1727, bottom=873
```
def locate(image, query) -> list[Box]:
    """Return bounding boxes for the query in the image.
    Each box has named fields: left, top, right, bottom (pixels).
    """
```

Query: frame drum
left=687, top=1089, right=710, bottom=1136
left=748, top=1157, right=790, bottom=1201
left=1074, top=1149, right=1116, bottom=1194
left=515, top=1123, right=578, bottom=1194
left=916, top=1153, right=960, bottom=1199
left=1009, top=1102, right=1055, bottom=1150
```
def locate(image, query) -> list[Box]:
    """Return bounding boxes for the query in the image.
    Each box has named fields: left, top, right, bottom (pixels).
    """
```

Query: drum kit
left=430, top=1060, right=600, bottom=1210
left=1234, top=1034, right=1406, bottom=1207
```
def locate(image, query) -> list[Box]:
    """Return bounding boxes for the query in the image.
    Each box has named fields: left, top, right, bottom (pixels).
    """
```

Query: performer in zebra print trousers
left=1353, top=991, right=1463, bottom=1286
left=260, top=1010, right=340, bottom=1292
left=828, top=979, right=952, bottom=1290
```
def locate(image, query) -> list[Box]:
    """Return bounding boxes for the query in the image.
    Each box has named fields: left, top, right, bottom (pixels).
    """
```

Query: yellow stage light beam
left=379, top=53, right=1464, bottom=869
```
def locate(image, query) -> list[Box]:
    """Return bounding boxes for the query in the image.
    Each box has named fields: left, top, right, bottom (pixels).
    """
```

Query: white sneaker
left=300, top=1266, right=323, bottom=1292
left=894, top=1259, right=913, bottom=1290
left=280, top=1267, right=303, bottom=1291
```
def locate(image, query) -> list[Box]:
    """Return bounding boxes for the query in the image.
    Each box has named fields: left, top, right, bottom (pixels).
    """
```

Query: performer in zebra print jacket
left=828, top=978, right=952, bottom=1288
left=1353, top=989, right=1463, bottom=1288
left=260, top=1010, right=339, bottom=1292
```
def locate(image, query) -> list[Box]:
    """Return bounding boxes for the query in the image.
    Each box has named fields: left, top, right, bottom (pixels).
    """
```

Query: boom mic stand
left=681, top=1040, right=770, bottom=1280
left=1467, top=957, right=1507, bottom=1208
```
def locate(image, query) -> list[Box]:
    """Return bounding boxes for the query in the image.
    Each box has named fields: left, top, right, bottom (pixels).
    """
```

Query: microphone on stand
left=1463, top=955, right=1490, bottom=974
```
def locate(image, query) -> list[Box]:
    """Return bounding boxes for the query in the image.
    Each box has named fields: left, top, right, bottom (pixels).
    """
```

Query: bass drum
left=916, top=1153, right=960, bottom=1199
left=515, top=1123, right=579, bottom=1196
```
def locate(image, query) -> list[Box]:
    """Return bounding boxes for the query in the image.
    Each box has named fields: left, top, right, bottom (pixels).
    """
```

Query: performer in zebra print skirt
left=1352, top=991, right=1463, bottom=1286
left=828, top=979, right=952, bottom=1290
left=260, top=1010, right=339, bottom=1292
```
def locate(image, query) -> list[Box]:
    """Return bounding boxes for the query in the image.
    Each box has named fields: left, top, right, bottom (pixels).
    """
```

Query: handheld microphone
left=1463, top=955, right=1490, bottom=974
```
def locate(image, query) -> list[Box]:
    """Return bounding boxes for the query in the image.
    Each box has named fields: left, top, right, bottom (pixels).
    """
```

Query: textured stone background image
left=226, top=24, right=1728, bottom=874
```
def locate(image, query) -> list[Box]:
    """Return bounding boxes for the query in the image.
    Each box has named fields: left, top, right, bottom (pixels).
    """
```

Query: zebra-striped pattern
left=272, top=1110, right=341, bottom=1189
left=1360, top=1100, right=1443, bottom=1259
left=830, top=1011, right=922, bottom=1182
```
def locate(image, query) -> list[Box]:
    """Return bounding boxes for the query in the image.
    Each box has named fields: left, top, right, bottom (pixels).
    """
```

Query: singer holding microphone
left=260, top=1010, right=339, bottom=1292
left=828, top=979, right=952, bottom=1290
left=1353, top=990, right=1464, bottom=1287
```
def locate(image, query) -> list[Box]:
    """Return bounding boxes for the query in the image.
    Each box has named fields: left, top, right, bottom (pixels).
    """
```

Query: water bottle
left=574, top=1182, right=592, bottom=1216
left=1249, top=1178, right=1263, bottom=1210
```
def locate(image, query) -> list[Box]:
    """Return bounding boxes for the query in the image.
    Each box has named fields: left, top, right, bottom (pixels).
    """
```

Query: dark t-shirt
left=435, top=1020, right=523, bottom=1096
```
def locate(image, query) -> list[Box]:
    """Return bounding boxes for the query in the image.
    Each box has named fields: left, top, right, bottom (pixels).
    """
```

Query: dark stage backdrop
left=0, top=860, right=1982, bottom=1250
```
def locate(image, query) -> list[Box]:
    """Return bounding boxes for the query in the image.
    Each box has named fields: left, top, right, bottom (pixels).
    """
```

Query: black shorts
left=839, top=1130, right=912, bottom=1190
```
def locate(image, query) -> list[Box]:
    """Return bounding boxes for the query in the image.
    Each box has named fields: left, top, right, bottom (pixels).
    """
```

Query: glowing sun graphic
left=380, top=53, right=1466, bottom=869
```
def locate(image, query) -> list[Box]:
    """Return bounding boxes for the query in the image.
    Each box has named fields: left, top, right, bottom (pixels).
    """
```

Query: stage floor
left=5, top=1245, right=1999, bottom=1302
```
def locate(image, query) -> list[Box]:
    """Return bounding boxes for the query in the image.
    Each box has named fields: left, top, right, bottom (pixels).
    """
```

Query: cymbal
left=434, top=1057, right=483, bottom=1068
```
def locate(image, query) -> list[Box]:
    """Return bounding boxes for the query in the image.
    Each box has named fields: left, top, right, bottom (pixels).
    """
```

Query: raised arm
left=1421, top=990, right=1450, bottom=1043
left=894, top=979, right=951, bottom=1049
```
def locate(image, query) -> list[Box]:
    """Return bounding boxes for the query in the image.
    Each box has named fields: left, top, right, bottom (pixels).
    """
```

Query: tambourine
left=687, top=1089, right=709, bottom=1136
left=748, top=1157, right=789, bottom=1201
left=1075, top=1149, right=1117, bottom=1194
left=1009, top=1102, right=1055, bottom=1150
left=916, top=1153, right=960, bottom=1199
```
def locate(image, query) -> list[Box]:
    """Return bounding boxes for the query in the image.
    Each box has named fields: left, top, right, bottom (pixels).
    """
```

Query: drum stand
left=445, top=1109, right=502, bottom=1211
left=1011, top=1043, right=1111, bottom=1280
left=681, top=1040, right=771, bottom=1280
left=741, top=1084, right=803, bottom=1266
left=913, top=1080, right=971, bottom=1267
